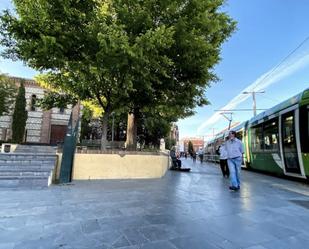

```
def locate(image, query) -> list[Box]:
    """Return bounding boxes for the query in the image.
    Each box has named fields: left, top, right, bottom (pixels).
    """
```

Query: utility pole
left=210, top=128, right=216, bottom=139
left=220, top=112, right=233, bottom=130
left=243, top=90, right=265, bottom=116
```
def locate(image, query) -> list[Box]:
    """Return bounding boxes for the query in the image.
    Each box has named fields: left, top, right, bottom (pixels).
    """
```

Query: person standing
left=192, top=150, right=196, bottom=163
left=218, top=143, right=229, bottom=178
left=225, top=131, right=244, bottom=191
left=198, top=147, right=204, bottom=163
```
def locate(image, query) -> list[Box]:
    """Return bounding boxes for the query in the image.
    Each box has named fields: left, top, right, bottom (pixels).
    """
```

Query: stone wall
left=71, top=153, right=169, bottom=180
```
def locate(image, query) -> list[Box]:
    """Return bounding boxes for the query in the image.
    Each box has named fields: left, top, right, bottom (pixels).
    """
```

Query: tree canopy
left=0, top=74, right=15, bottom=116
left=0, top=0, right=236, bottom=149
left=12, top=81, right=28, bottom=143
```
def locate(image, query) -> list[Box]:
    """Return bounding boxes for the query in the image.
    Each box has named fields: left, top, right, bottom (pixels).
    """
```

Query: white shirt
left=225, top=138, right=244, bottom=159
left=219, top=145, right=228, bottom=160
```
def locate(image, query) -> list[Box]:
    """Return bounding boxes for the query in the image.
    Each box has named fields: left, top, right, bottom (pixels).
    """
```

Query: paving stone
left=139, top=224, right=179, bottom=241
left=170, top=236, right=220, bottom=249
left=112, top=235, right=131, bottom=248
left=140, top=240, right=177, bottom=249
left=121, top=228, right=149, bottom=245
left=0, top=159, right=308, bottom=248
left=80, top=219, right=101, bottom=234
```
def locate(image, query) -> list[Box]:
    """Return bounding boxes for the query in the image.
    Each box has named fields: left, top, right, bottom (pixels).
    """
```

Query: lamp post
left=243, top=90, right=265, bottom=116
left=111, top=112, right=115, bottom=149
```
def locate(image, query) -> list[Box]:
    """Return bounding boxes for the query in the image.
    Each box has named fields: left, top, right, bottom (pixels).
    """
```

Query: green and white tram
left=204, top=88, right=309, bottom=180
left=247, top=88, right=309, bottom=179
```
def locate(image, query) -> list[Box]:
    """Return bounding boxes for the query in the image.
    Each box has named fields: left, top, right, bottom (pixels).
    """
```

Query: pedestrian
left=192, top=150, right=196, bottom=163
left=170, top=146, right=182, bottom=169
left=217, top=142, right=229, bottom=178
left=198, top=147, right=204, bottom=163
left=225, top=131, right=244, bottom=191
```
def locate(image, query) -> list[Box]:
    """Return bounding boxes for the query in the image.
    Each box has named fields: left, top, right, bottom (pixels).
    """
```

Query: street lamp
left=111, top=112, right=115, bottom=148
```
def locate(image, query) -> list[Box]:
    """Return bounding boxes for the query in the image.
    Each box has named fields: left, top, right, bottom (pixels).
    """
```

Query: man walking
left=225, top=131, right=244, bottom=191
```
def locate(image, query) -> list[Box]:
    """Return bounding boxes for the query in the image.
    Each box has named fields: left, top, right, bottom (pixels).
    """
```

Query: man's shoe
left=229, top=186, right=237, bottom=191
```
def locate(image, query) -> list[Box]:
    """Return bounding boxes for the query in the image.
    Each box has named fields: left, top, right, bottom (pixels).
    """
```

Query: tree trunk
left=101, top=110, right=110, bottom=151
left=126, top=112, right=137, bottom=150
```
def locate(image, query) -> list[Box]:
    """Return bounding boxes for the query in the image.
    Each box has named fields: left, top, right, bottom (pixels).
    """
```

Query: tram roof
left=249, top=89, right=307, bottom=125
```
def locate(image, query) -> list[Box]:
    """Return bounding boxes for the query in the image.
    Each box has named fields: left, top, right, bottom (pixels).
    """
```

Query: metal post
left=242, top=90, right=265, bottom=117
left=228, top=119, right=232, bottom=130
left=112, top=114, right=115, bottom=143
left=220, top=112, right=233, bottom=130
left=252, top=92, right=256, bottom=116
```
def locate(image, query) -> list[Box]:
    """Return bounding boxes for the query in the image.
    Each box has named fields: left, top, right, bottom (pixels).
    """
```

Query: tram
left=204, top=88, right=309, bottom=179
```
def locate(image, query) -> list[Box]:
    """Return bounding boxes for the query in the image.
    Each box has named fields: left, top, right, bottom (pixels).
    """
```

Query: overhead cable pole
left=242, top=90, right=265, bottom=116
left=220, top=112, right=233, bottom=130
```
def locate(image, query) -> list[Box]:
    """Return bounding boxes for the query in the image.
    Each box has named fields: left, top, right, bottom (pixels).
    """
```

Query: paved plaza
left=0, top=159, right=309, bottom=249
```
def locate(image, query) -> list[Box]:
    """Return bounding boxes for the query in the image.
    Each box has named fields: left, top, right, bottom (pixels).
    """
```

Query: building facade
left=0, top=77, right=80, bottom=144
left=181, top=137, right=204, bottom=152
left=170, top=123, right=179, bottom=144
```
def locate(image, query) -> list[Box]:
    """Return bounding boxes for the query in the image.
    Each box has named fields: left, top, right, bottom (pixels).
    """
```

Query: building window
left=30, top=95, right=37, bottom=111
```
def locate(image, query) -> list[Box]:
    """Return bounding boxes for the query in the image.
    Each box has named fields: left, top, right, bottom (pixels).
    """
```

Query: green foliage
left=12, top=81, right=28, bottom=143
left=39, top=91, right=77, bottom=110
left=188, top=141, right=194, bottom=155
left=0, top=74, right=15, bottom=116
left=0, top=0, right=236, bottom=147
left=80, top=106, right=93, bottom=140
left=165, top=137, right=176, bottom=150
left=138, top=114, right=172, bottom=147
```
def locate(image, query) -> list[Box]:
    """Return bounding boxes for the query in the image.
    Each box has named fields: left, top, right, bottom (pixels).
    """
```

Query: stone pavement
left=0, top=159, right=309, bottom=249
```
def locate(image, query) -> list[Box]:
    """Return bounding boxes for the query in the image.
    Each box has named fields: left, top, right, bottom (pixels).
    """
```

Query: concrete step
left=14, top=145, right=57, bottom=154
left=0, top=171, right=51, bottom=177
left=0, top=154, right=57, bottom=160
left=0, top=152, right=57, bottom=188
left=0, top=166, right=55, bottom=171
left=0, top=167, right=52, bottom=171
left=0, top=160, right=56, bottom=166
left=0, top=175, right=51, bottom=188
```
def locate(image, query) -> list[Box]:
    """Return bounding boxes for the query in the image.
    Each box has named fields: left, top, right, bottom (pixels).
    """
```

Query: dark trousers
left=172, top=159, right=182, bottom=168
left=220, top=159, right=229, bottom=177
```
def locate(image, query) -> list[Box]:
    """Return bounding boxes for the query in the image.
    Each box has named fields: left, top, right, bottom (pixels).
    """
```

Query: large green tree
left=0, top=74, right=15, bottom=116
left=0, top=0, right=236, bottom=150
left=12, top=81, right=28, bottom=143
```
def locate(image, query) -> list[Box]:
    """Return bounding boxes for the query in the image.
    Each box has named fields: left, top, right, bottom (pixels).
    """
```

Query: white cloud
left=197, top=39, right=309, bottom=134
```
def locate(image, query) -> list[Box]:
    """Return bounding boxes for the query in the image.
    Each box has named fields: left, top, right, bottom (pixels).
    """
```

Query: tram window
left=251, top=124, right=263, bottom=152
left=263, top=119, right=279, bottom=152
left=283, top=116, right=294, bottom=144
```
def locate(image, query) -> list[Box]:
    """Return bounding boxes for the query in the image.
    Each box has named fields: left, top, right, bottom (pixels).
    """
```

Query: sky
left=179, top=0, right=309, bottom=140
left=0, top=0, right=309, bottom=140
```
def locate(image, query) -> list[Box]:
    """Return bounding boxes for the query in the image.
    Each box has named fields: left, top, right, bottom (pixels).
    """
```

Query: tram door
left=281, top=111, right=301, bottom=174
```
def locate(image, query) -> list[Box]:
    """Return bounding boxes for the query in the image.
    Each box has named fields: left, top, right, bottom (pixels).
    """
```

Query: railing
left=79, top=139, right=125, bottom=150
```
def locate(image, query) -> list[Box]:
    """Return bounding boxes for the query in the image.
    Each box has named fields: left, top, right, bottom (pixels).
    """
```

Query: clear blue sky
left=1, top=0, right=309, bottom=140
